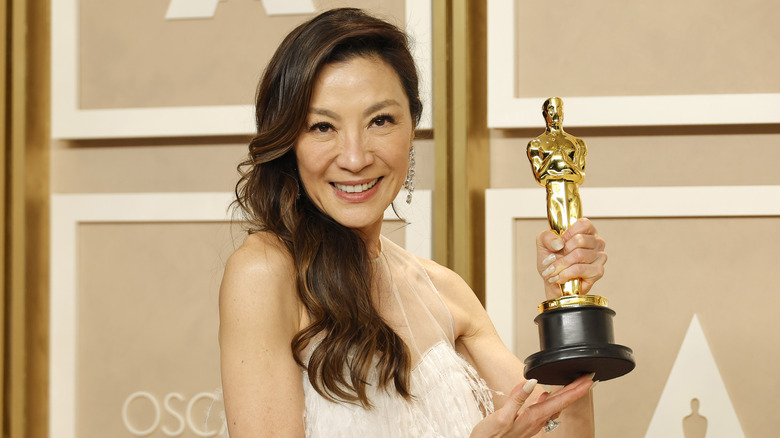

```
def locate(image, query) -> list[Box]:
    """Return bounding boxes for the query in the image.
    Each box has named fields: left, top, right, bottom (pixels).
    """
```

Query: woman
left=220, top=8, right=604, bottom=437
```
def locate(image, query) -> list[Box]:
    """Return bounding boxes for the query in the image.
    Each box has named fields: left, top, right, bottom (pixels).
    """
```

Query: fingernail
left=522, top=379, right=538, bottom=394
left=542, top=254, right=556, bottom=267
left=590, top=380, right=599, bottom=391
left=586, top=372, right=596, bottom=381
left=542, top=265, right=555, bottom=277
left=551, top=239, right=564, bottom=251
left=547, top=275, right=559, bottom=283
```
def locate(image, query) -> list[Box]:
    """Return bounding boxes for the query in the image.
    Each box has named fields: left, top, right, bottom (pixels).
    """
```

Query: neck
left=355, top=222, right=383, bottom=259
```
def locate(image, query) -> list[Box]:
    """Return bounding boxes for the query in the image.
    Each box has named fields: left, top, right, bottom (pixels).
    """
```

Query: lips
left=332, top=178, right=379, bottom=194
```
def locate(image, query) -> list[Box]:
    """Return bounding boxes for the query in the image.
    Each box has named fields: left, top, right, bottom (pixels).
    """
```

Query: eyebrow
left=308, top=99, right=402, bottom=120
left=363, top=99, right=402, bottom=117
left=309, top=108, right=340, bottom=120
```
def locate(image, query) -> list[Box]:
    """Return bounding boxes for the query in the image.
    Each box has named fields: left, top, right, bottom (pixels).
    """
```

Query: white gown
left=301, top=236, right=494, bottom=437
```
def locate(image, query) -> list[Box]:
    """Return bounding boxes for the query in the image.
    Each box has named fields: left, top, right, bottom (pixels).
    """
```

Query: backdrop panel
left=487, top=0, right=780, bottom=127
left=485, top=186, right=780, bottom=437
left=52, top=0, right=433, bottom=138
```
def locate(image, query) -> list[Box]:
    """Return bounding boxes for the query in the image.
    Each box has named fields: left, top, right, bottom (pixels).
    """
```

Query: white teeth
left=334, top=179, right=378, bottom=194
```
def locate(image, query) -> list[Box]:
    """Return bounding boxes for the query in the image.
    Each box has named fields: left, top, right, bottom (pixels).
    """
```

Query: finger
left=538, top=375, right=596, bottom=413
left=515, top=376, right=593, bottom=426
left=560, top=217, right=597, bottom=241
left=549, top=373, right=596, bottom=397
left=550, top=257, right=607, bottom=293
left=561, top=233, right=606, bottom=255
left=521, top=376, right=593, bottom=425
left=543, top=243, right=605, bottom=275
left=551, top=248, right=608, bottom=277
left=497, top=379, right=538, bottom=423
left=541, top=255, right=607, bottom=284
left=471, top=379, right=540, bottom=437
left=525, top=376, right=592, bottom=415
left=494, top=379, right=537, bottom=430
left=537, top=229, right=565, bottom=254
left=536, top=231, right=564, bottom=280
left=541, top=251, right=607, bottom=285
left=539, top=218, right=603, bottom=257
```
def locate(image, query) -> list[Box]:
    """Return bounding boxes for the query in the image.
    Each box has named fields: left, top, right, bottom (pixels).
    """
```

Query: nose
left=335, top=132, right=374, bottom=173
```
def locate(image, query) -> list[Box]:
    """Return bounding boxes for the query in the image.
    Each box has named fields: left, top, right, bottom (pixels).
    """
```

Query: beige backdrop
left=514, top=0, right=780, bottom=98
left=79, top=0, right=405, bottom=109
left=77, top=222, right=234, bottom=437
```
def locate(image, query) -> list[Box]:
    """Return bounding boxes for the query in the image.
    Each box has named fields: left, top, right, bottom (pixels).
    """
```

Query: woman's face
left=295, top=55, right=414, bottom=237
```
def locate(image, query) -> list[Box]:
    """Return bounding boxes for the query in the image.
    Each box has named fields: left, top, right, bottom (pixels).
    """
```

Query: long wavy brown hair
left=233, top=8, right=423, bottom=407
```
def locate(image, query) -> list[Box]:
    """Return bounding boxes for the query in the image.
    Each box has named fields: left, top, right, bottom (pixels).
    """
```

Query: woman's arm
left=422, top=218, right=606, bottom=437
left=425, top=260, right=594, bottom=437
left=219, top=233, right=306, bottom=437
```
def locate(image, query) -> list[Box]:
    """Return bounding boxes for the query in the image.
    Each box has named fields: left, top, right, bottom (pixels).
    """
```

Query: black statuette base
left=524, top=305, right=635, bottom=385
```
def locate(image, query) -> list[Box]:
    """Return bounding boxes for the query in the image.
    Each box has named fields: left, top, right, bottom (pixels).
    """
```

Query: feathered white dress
left=301, top=236, right=494, bottom=437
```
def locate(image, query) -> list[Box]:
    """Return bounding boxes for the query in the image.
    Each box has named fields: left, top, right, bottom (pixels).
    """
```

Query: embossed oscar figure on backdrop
left=524, top=97, right=635, bottom=384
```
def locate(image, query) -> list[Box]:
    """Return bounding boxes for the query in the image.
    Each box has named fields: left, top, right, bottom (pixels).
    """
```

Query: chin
left=337, top=218, right=380, bottom=232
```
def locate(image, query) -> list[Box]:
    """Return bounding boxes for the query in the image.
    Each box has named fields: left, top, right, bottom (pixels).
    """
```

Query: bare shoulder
left=219, top=232, right=306, bottom=436
left=417, top=257, right=485, bottom=339
left=225, top=231, right=294, bottom=284
left=419, top=257, right=524, bottom=400
left=417, top=257, right=472, bottom=299
left=219, top=231, right=301, bottom=335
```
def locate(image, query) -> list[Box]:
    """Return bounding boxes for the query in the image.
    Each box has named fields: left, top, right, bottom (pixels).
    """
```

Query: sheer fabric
left=302, top=236, right=494, bottom=437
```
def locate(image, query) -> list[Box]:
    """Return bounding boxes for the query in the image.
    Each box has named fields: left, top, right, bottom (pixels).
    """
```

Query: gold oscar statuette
left=523, top=97, right=635, bottom=385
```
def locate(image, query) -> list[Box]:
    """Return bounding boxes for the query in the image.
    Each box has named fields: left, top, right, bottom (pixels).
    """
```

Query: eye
left=309, top=122, right=333, bottom=133
left=370, top=114, right=395, bottom=127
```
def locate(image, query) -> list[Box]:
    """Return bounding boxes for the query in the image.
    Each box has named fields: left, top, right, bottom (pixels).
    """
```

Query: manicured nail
left=585, top=372, right=596, bottom=380
left=542, top=254, right=556, bottom=267
left=551, top=239, right=564, bottom=251
left=547, top=275, right=559, bottom=283
left=522, top=379, right=538, bottom=394
left=542, top=265, right=555, bottom=277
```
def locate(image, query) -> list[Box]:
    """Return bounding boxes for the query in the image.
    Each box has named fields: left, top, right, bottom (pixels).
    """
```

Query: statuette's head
left=543, top=97, right=564, bottom=128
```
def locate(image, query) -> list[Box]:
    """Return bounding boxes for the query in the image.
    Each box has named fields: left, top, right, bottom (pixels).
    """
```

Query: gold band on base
left=538, top=294, right=609, bottom=313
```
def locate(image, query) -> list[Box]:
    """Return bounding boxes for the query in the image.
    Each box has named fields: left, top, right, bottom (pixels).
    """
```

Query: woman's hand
left=470, top=374, right=594, bottom=438
left=536, top=218, right=607, bottom=300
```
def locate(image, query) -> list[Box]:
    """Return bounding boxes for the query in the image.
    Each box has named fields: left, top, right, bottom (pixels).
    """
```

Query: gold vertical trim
left=24, top=0, right=51, bottom=436
left=9, top=0, right=29, bottom=435
left=470, top=0, right=490, bottom=303
left=432, top=0, right=489, bottom=302
left=3, top=0, right=50, bottom=436
left=432, top=0, right=452, bottom=265
left=1, top=0, right=9, bottom=433
left=451, top=0, right=467, bottom=276
left=451, top=1, right=489, bottom=302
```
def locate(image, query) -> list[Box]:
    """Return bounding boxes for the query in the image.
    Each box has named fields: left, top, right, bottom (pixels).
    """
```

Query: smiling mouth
left=332, top=178, right=380, bottom=194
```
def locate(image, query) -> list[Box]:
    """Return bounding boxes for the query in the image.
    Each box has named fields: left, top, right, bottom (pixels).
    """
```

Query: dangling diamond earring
left=403, top=146, right=415, bottom=204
